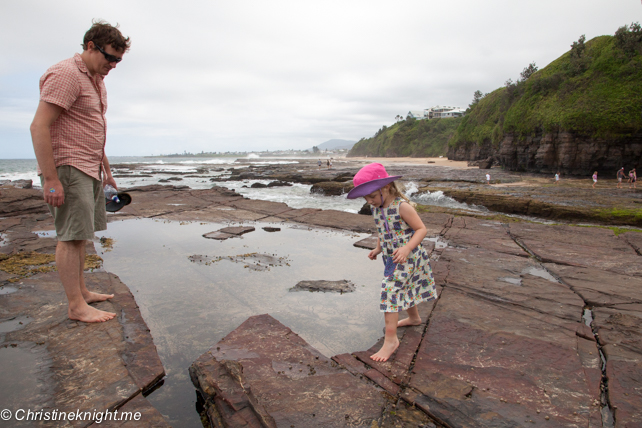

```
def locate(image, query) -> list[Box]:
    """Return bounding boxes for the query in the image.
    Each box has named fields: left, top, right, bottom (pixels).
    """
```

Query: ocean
left=0, top=156, right=481, bottom=213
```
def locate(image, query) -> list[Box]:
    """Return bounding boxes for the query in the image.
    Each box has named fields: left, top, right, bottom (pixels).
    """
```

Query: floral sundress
left=373, top=197, right=437, bottom=312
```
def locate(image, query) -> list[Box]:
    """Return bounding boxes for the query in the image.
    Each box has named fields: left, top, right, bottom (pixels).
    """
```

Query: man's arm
left=30, top=101, right=64, bottom=207
left=102, top=155, right=117, bottom=190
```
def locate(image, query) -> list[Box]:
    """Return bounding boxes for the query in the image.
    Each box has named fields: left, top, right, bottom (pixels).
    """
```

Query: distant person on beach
left=617, top=167, right=625, bottom=189
left=327, top=159, right=330, bottom=169
left=317, top=159, right=322, bottom=169
left=30, top=21, right=130, bottom=323
left=347, top=163, right=437, bottom=362
left=592, top=171, right=598, bottom=189
left=485, top=173, right=491, bottom=184
left=555, top=172, right=560, bottom=184
left=630, top=168, right=637, bottom=189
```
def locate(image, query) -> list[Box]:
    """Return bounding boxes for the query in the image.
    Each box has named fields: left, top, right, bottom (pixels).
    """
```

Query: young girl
left=347, top=163, right=437, bottom=362
left=592, top=171, right=598, bottom=189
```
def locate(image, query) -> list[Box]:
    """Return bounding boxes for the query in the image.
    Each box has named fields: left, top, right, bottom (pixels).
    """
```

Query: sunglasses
left=94, top=44, right=122, bottom=63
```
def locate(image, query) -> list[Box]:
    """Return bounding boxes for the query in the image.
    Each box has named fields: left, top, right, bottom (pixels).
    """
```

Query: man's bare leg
left=398, top=305, right=422, bottom=327
left=57, top=240, right=115, bottom=322
left=371, top=312, right=400, bottom=362
left=75, top=241, right=114, bottom=303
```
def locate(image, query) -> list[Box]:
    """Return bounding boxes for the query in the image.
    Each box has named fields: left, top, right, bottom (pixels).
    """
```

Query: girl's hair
left=387, top=181, right=415, bottom=205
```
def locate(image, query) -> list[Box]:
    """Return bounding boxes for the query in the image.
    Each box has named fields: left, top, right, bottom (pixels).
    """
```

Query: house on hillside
left=426, top=105, right=466, bottom=119
left=407, top=106, right=466, bottom=120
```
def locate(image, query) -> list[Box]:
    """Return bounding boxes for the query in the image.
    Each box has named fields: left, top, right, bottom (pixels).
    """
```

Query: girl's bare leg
left=398, top=305, right=422, bottom=327
left=371, top=312, right=400, bottom=362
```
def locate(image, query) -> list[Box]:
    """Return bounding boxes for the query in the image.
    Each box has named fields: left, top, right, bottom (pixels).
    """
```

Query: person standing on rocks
left=347, top=163, right=437, bottom=362
left=30, top=21, right=130, bottom=323
left=554, top=172, right=560, bottom=184
left=485, top=173, right=491, bottom=185
left=630, top=168, right=637, bottom=189
left=317, top=159, right=322, bottom=169
left=617, top=167, right=625, bottom=189
left=592, top=171, right=598, bottom=189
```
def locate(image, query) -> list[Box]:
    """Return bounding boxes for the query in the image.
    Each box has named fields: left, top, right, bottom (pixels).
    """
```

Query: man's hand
left=103, top=175, right=118, bottom=191
left=43, top=177, right=65, bottom=207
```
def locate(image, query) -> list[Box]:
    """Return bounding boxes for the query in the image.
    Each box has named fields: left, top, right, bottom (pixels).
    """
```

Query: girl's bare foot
left=370, top=338, right=399, bottom=362
left=83, top=291, right=114, bottom=304
left=398, top=317, right=422, bottom=327
left=69, top=304, right=116, bottom=323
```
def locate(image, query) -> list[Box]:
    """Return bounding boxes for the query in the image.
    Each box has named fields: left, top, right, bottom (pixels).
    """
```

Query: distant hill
left=348, top=117, right=461, bottom=158
left=312, top=139, right=356, bottom=151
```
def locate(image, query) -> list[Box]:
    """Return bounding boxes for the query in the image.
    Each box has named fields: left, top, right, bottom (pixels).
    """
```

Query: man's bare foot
left=370, top=338, right=399, bottom=362
left=83, top=291, right=114, bottom=304
left=69, top=304, right=116, bottom=323
left=398, top=317, right=422, bottom=327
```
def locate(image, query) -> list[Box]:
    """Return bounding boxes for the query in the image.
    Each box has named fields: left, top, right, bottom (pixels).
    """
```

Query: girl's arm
left=368, top=236, right=382, bottom=260
left=392, top=202, right=427, bottom=263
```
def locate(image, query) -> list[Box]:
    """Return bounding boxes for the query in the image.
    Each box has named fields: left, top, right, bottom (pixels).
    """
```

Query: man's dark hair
left=82, top=19, right=131, bottom=53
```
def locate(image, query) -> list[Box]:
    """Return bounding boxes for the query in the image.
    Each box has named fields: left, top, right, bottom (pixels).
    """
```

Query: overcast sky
left=1, top=0, right=640, bottom=158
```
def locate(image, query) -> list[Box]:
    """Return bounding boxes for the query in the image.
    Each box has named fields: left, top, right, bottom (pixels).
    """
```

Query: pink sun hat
left=346, top=163, right=402, bottom=199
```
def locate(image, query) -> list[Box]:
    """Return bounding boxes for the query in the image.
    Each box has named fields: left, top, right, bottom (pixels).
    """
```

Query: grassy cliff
left=450, top=31, right=642, bottom=150
left=348, top=116, right=462, bottom=157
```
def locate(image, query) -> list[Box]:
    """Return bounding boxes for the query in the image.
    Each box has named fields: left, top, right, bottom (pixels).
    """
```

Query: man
left=30, top=21, right=130, bottom=323
left=617, top=167, right=625, bottom=189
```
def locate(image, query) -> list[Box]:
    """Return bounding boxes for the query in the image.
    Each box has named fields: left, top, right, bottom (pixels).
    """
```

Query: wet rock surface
left=190, top=314, right=388, bottom=427
left=290, top=280, right=356, bottom=293
left=203, top=226, right=256, bottom=240
left=310, top=181, right=353, bottom=196
left=3, top=160, right=642, bottom=427
left=189, top=252, right=290, bottom=271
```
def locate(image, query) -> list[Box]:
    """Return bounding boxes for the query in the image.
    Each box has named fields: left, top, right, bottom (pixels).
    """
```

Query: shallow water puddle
left=0, top=345, right=47, bottom=427
left=521, top=266, right=559, bottom=282
left=96, top=218, right=383, bottom=426
left=0, top=315, right=31, bottom=333
left=0, top=286, right=18, bottom=295
left=498, top=277, right=522, bottom=286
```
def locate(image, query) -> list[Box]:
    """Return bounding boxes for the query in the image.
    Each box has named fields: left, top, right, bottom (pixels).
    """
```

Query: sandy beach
left=348, top=156, right=474, bottom=169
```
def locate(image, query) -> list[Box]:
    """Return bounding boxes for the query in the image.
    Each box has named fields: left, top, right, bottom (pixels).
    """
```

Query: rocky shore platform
left=207, top=158, right=642, bottom=226
left=1, top=158, right=642, bottom=427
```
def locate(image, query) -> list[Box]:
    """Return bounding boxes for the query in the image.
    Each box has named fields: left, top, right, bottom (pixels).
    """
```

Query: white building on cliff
left=407, top=105, right=466, bottom=120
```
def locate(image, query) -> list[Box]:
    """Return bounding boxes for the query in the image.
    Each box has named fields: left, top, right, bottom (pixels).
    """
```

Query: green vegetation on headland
left=348, top=116, right=462, bottom=157
left=451, top=24, right=642, bottom=149
left=349, top=23, right=642, bottom=158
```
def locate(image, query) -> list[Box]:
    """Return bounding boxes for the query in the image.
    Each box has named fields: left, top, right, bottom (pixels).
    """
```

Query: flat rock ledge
left=203, top=226, right=256, bottom=240
left=5, top=183, right=642, bottom=427
left=290, top=280, right=356, bottom=293
left=189, top=314, right=390, bottom=428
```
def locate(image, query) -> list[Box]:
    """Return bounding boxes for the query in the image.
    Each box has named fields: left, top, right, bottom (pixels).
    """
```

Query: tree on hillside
left=312, top=146, right=319, bottom=154
left=615, top=22, right=642, bottom=58
left=519, top=62, right=538, bottom=81
left=469, top=90, right=483, bottom=109
left=569, top=34, right=588, bottom=74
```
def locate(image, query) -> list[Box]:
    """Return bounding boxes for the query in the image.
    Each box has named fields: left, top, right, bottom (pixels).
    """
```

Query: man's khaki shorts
left=41, top=165, right=107, bottom=241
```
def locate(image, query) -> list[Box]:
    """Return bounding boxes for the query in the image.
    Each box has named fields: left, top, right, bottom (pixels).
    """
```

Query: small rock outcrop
left=190, top=315, right=388, bottom=427
left=310, top=181, right=353, bottom=196
left=290, top=280, right=356, bottom=293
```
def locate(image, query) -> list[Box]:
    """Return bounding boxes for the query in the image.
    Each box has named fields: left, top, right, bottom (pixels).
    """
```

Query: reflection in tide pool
left=96, top=218, right=384, bottom=426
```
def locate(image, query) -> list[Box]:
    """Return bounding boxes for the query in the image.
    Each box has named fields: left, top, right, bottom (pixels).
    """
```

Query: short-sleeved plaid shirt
left=38, top=53, right=107, bottom=181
